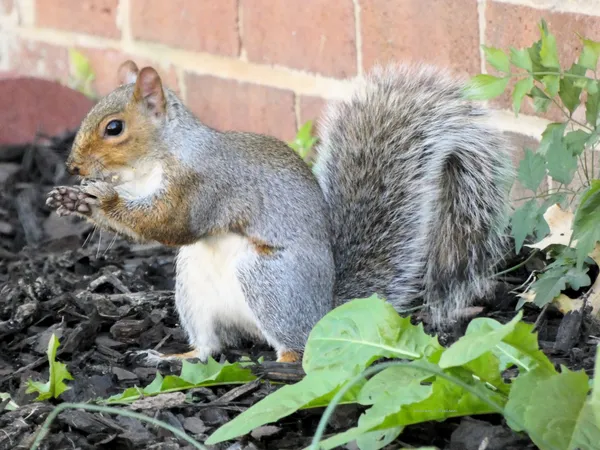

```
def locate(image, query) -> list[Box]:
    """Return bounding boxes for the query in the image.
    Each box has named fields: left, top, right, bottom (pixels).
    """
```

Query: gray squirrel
left=46, top=60, right=514, bottom=363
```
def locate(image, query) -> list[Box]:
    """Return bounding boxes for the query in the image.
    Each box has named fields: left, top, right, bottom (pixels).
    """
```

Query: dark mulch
left=0, top=131, right=598, bottom=450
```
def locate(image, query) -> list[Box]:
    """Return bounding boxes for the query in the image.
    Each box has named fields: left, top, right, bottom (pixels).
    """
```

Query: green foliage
left=202, top=296, right=596, bottom=450
left=470, top=19, right=600, bottom=310
left=289, top=120, right=319, bottom=164
left=68, top=49, right=96, bottom=99
left=26, top=334, right=73, bottom=401
left=104, top=357, right=257, bottom=404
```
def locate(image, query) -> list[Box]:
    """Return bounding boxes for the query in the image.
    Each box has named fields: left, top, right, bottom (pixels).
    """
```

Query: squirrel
left=46, top=60, right=514, bottom=364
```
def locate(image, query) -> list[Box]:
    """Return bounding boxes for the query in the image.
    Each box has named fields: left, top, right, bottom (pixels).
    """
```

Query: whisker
left=96, top=231, right=102, bottom=259
left=103, top=233, right=118, bottom=257
left=82, top=225, right=97, bottom=248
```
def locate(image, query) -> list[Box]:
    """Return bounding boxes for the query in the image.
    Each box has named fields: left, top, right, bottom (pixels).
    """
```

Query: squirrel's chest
left=174, top=233, right=262, bottom=340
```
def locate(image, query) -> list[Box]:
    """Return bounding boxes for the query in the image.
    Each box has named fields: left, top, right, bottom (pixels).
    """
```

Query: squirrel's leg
left=241, top=242, right=335, bottom=364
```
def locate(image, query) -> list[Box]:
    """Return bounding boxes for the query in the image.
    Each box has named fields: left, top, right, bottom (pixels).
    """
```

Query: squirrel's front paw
left=46, top=186, right=98, bottom=216
left=81, top=179, right=117, bottom=200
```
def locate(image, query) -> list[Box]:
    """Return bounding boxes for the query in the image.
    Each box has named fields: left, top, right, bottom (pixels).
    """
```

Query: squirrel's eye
left=105, top=120, right=124, bottom=137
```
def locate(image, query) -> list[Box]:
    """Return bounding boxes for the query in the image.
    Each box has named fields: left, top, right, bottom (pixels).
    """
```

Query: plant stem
left=494, top=249, right=540, bottom=278
left=29, top=403, right=208, bottom=450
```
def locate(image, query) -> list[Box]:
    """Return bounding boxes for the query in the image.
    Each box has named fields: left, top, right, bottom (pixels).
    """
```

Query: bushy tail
left=313, top=64, right=514, bottom=326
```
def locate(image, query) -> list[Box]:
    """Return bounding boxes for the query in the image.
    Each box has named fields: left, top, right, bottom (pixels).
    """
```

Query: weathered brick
left=185, top=74, right=296, bottom=141
left=299, top=96, right=328, bottom=130
left=486, top=2, right=600, bottom=118
left=8, top=39, right=69, bottom=81
left=1, top=0, right=13, bottom=15
left=241, top=0, right=356, bottom=78
left=74, top=48, right=180, bottom=97
left=361, top=0, right=480, bottom=75
left=130, top=0, right=239, bottom=56
left=35, top=0, right=120, bottom=38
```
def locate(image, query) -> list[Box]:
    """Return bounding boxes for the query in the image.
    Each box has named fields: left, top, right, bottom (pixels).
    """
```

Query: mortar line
left=490, top=0, right=600, bottom=17
left=352, top=0, right=363, bottom=76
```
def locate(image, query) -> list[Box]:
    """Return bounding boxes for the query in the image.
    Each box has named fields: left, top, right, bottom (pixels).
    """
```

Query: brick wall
left=0, top=0, right=599, bottom=148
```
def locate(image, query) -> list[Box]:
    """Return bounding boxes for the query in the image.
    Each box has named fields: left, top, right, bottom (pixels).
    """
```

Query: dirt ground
left=0, top=131, right=597, bottom=450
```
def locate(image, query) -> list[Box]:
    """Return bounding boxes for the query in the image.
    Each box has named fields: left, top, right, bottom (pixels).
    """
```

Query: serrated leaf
left=105, top=357, right=256, bottom=404
left=439, top=312, right=522, bottom=369
left=482, top=45, right=510, bottom=73
left=586, top=82, right=600, bottom=127
left=513, top=77, right=534, bottom=115
left=572, top=180, right=600, bottom=269
left=464, top=75, right=510, bottom=100
left=564, top=130, right=590, bottom=156
left=539, top=21, right=560, bottom=69
left=530, top=264, right=591, bottom=307
left=559, top=63, right=587, bottom=114
left=521, top=368, right=590, bottom=450
left=25, top=334, right=73, bottom=400
left=542, top=74, right=560, bottom=96
left=579, top=39, right=600, bottom=71
left=303, top=296, right=441, bottom=375
left=511, top=200, right=550, bottom=253
left=546, top=128, right=577, bottom=185
left=510, top=47, right=533, bottom=72
left=538, top=123, right=567, bottom=156
left=518, top=148, right=546, bottom=192
left=529, top=86, right=551, bottom=113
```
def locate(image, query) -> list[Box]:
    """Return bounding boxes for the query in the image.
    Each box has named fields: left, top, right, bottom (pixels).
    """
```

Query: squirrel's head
left=67, top=60, right=168, bottom=181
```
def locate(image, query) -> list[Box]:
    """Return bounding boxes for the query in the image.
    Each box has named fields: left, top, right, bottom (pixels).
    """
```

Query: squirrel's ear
left=117, top=60, right=139, bottom=85
left=134, top=67, right=166, bottom=117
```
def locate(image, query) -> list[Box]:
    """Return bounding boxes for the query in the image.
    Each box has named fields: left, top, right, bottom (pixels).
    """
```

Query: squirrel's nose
left=67, top=163, right=80, bottom=175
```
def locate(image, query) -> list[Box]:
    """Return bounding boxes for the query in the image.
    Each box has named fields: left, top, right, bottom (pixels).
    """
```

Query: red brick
left=361, top=0, right=480, bottom=76
left=185, top=74, right=296, bottom=141
left=299, top=96, right=328, bottom=130
left=74, top=48, right=180, bottom=97
left=8, top=40, right=69, bottom=82
left=130, top=0, right=239, bottom=57
left=486, top=2, right=600, bottom=119
left=241, top=0, right=356, bottom=78
left=0, top=78, right=94, bottom=145
left=35, top=0, right=120, bottom=38
left=1, top=0, right=13, bottom=15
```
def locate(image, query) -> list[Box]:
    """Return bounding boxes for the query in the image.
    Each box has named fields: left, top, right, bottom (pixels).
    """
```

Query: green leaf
left=482, top=46, right=510, bottom=73
left=513, top=77, right=534, bottom=115
left=572, top=180, right=600, bottom=268
left=511, top=200, right=550, bottom=253
left=517, top=148, right=546, bottom=192
left=0, top=393, right=18, bottom=411
left=529, top=86, right=552, bottom=113
left=208, top=369, right=357, bottom=445
left=439, top=312, right=522, bottom=369
left=518, top=367, right=590, bottom=450
left=546, top=127, right=577, bottom=185
left=510, top=47, right=533, bottom=72
left=559, top=63, right=587, bottom=114
left=464, top=75, right=510, bottom=100
left=586, top=81, right=600, bottom=127
left=539, top=21, right=560, bottom=69
left=105, top=357, right=256, bottom=404
left=538, top=123, right=567, bottom=156
left=356, top=427, right=403, bottom=450
left=542, top=74, right=560, bottom=97
left=303, top=296, right=441, bottom=375
left=579, top=38, right=600, bottom=71
left=570, top=345, right=600, bottom=449
left=564, top=130, right=590, bottom=156
left=505, top=367, right=555, bottom=432
left=483, top=320, right=556, bottom=375
left=530, top=264, right=591, bottom=307
left=25, top=334, right=73, bottom=400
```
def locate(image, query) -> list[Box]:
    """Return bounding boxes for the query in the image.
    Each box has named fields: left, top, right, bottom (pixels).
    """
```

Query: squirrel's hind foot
left=125, top=348, right=205, bottom=368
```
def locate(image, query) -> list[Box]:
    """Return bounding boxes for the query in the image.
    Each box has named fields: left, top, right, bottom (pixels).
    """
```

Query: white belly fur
left=175, top=232, right=263, bottom=360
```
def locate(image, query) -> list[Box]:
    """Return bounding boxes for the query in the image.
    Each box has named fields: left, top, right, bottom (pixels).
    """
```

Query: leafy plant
left=26, top=334, right=73, bottom=401
left=467, top=19, right=600, bottom=311
left=68, top=49, right=97, bottom=99
left=104, top=357, right=256, bottom=404
left=200, top=296, right=597, bottom=450
left=289, top=120, right=319, bottom=164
